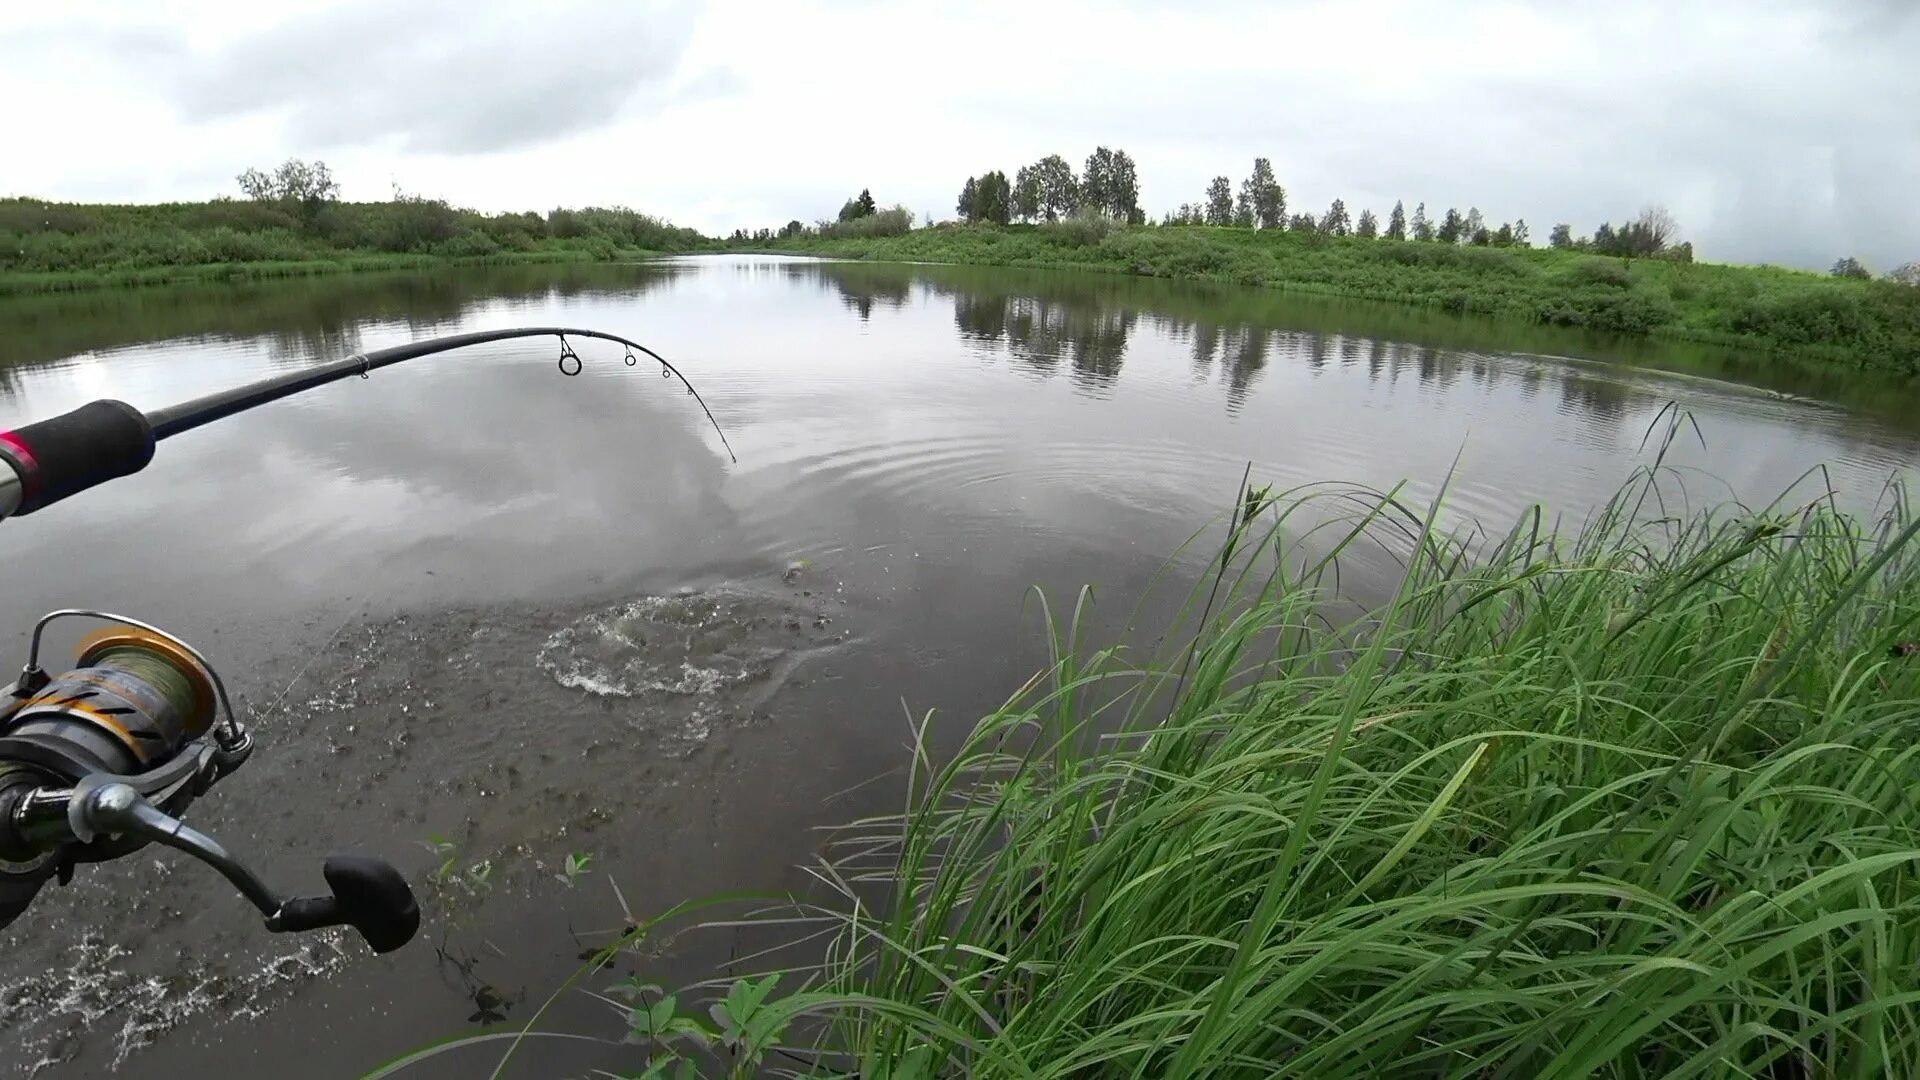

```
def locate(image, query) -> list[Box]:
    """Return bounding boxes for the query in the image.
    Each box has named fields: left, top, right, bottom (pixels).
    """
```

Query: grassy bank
left=774, top=224, right=1920, bottom=375
left=0, top=196, right=705, bottom=296
left=469, top=443, right=1920, bottom=1076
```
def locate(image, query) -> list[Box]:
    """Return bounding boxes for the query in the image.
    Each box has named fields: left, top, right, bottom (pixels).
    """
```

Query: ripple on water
left=534, top=589, right=850, bottom=749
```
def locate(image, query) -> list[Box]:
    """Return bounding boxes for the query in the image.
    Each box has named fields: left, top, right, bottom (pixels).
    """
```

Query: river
left=0, top=255, right=1915, bottom=1076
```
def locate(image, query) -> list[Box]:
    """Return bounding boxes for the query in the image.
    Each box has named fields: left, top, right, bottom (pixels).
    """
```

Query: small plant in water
left=556, top=850, right=593, bottom=888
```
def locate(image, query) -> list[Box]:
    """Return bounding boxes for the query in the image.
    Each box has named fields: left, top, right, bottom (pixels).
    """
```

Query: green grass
left=0, top=196, right=705, bottom=295
left=774, top=224, right=1920, bottom=375
left=442, top=425, right=1920, bottom=1077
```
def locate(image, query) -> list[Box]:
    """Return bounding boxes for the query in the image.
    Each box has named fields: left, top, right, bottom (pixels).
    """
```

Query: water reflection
left=0, top=262, right=684, bottom=377
left=794, top=260, right=1920, bottom=435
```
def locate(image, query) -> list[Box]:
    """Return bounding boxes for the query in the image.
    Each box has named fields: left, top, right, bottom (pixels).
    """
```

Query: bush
left=817, top=206, right=914, bottom=240
left=370, top=198, right=461, bottom=252
left=436, top=230, right=503, bottom=258
left=1561, top=257, right=1633, bottom=288
left=1043, top=210, right=1120, bottom=248
left=0, top=199, right=97, bottom=235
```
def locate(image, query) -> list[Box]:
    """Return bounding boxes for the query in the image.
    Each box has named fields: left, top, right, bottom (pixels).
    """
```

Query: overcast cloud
left=2, top=0, right=1914, bottom=270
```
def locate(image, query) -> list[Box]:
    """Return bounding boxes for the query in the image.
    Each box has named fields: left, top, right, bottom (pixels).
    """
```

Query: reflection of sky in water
left=0, top=255, right=1915, bottom=644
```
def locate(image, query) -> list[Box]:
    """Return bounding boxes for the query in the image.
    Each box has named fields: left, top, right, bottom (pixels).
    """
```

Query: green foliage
left=1550, top=222, right=1575, bottom=248
left=818, top=206, right=914, bottom=239
left=1241, top=158, right=1284, bottom=229
left=555, top=851, right=593, bottom=888
left=1354, top=209, right=1378, bottom=238
left=1385, top=200, right=1407, bottom=241
left=1437, top=207, right=1465, bottom=244
left=0, top=194, right=701, bottom=285
left=1041, top=209, right=1120, bottom=248
left=774, top=223, right=1920, bottom=371
left=1320, top=198, right=1351, bottom=237
left=1833, top=256, right=1872, bottom=279
left=701, top=462, right=1920, bottom=1077
left=1081, top=146, right=1141, bottom=223
left=236, top=157, right=340, bottom=228
left=1561, top=256, right=1635, bottom=288
left=1411, top=202, right=1433, bottom=242
left=1204, top=176, right=1233, bottom=226
left=1029, top=154, right=1080, bottom=222
left=1012, top=166, right=1041, bottom=223
left=973, top=171, right=1012, bottom=226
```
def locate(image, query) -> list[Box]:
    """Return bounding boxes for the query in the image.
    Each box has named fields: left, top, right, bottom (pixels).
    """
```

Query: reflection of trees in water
left=954, top=291, right=1009, bottom=342
left=819, top=263, right=1140, bottom=387
left=1305, top=333, right=1330, bottom=372
left=1070, top=306, right=1135, bottom=390
left=1368, top=338, right=1388, bottom=382
left=1222, top=328, right=1273, bottom=412
left=1190, top=323, right=1221, bottom=377
left=1340, top=335, right=1363, bottom=368
left=0, top=263, right=684, bottom=388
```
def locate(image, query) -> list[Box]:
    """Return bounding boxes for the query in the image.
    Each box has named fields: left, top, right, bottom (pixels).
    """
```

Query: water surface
left=0, top=257, right=1915, bottom=1076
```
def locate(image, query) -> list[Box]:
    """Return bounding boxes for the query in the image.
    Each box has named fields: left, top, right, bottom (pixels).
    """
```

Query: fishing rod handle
left=0, top=400, right=155, bottom=519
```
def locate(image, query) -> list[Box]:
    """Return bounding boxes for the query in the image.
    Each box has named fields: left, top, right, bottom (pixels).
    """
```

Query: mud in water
left=0, top=580, right=851, bottom=1077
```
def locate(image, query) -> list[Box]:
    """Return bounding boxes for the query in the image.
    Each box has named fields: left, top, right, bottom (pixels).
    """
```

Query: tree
left=1470, top=226, right=1492, bottom=246
left=1013, top=166, right=1041, bottom=222
left=235, top=158, right=340, bottom=226
left=1290, top=212, right=1319, bottom=233
left=779, top=220, right=805, bottom=239
left=1890, top=262, right=1920, bottom=287
left=957, top=176, right=979, bottom=223
left=1437, top=207, right=1464, bottom=244
left=1549, top=223, right=1574, bottom=249
left=1320, top=198, right=1351, bottom=236
left=1592, top=222, right=1617, bottom=252
left=838, top=191, right=876, bottom=222
left=1031, top=154, right=1080, bottom=221
left=1411, top=202, right=1433, bottom=241
left=1081, top=149, right=1113, bottom=218
left=1831, top=256, right=1872, bottom=279
left=974, top=170, right=1012, bottom=225
left=1082, top=147, right=1141, bottom=222
left=1513, top=219, right=1530, bottom=246
left=1354, top=209, right=1378, bottom=238
left=1108, top=149, right=1142, bottom=223
left=1232, top=193, right=1254, bottom=228
left=1385, top=200, right=1407, bottom=240
left=1464, top=207, right=1484, bottom=238
left=1205, top=176, right=1234, bottom=226
left=1240, top=158, right=1284, bottom=228
left=1491, top=222, right=1514, bottom=246
left=1632, top=206, right=1680, bottom=254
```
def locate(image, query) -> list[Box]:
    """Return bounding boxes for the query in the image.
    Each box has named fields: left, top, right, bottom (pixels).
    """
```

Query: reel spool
left=2, top=627, right=220, bottom=779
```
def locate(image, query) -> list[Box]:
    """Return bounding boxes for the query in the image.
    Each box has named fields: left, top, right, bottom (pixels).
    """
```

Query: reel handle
left=266, top=856, right=420, bottom=954
left=76, top=782, right=419, bottom=953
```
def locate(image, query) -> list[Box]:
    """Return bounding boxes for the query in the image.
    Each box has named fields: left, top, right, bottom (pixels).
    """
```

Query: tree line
left=956, top=148, right=1144, bottom=225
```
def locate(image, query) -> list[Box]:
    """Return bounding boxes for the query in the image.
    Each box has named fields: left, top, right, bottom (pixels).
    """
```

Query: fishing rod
left=0, top=326, right=735, bottom=521
left=0, top=327, right=735, bottom=954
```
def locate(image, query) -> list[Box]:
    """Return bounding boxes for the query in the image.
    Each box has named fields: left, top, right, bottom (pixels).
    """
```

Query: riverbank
left=772, top=225, right=1920, bottom=375
left=0, top=249, right=666, bottom=296
left=0, top=196, right=702, bottom=296
left=537, top=465, right=1920, bottom=1076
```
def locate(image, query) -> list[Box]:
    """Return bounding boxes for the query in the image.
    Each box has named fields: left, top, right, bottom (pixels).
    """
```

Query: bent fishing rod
left=0, top=327, right=733, bottom=955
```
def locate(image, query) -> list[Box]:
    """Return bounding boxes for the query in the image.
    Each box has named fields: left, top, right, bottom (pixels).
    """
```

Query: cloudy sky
left=3, top=0, right=1915, bottom=270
